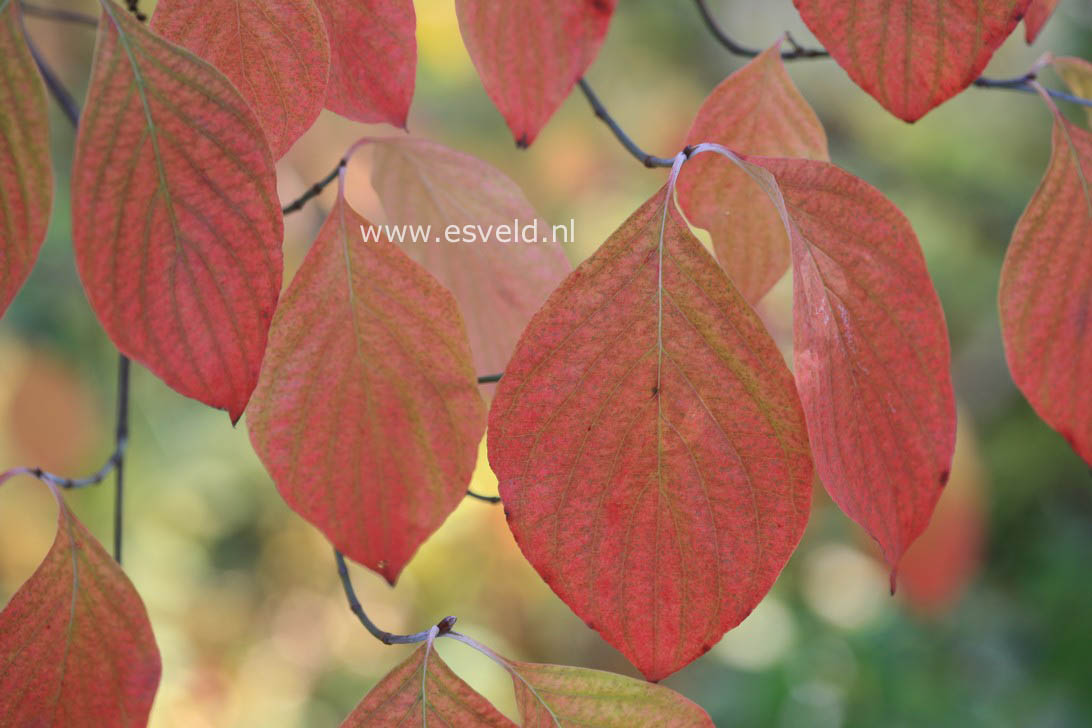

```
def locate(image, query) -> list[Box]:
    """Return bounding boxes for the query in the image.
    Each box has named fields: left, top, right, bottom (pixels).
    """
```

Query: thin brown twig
left=334, top=549, right=456, bottom=644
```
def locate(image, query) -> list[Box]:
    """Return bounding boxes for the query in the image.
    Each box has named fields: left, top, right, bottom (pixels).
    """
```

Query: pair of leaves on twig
left=0, top=479, right=160, bottom=727
left=343, top=639, right=712, bottom=727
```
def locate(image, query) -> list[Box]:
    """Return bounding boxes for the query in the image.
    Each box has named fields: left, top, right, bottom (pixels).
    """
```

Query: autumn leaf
left=792, top=0, right=1030, bottom=121
left=370, top=137, right=571, bottom=377
left=0, top=484, right=161, bottom=726
left=677, top=39, right=828, bottom=303
left=315, top=0, right=415, bottom=127
left=999, top=113, right=1092, bottom=466
left=247, top=188, right=485, bottom=584
left=488, top=182, right=813, bottom=681
left=1052, top=56, right=1092, bottom=128
left=721, top=151, right=956, bottom=577
left=151, top=0, right=331, bottom=158
left=1024, top=0, right=1060, bottom=44
left=0, top=0, right=52, bottom=319
left=455, top=0, right=615, bottom=145
left=505, top=659, right=713, bottom=726
left=340, top=642, right=515, bottom=726
left=71, top=1, right=283, bottom=422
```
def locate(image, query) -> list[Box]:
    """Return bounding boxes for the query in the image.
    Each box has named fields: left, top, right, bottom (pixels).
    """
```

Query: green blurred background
left=2, top=1, right=1091, bottom=726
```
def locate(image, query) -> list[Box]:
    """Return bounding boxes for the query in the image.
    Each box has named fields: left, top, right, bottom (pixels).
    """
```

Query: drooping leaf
left=1053, top=56, right=1092, bottom=128
left=341, top=643, right=515, bottom=727
left=1024, top=0, right=1060, bottom=44
left=791, top=0, right=1030, bottom=121
left=72, top=1, right=283, bottom=422
left=488, top=185, right=814, bottom=681
left=0, top=486, right=161, bottom=726
left=0, top=0, right=52, bottom=318
left=738, top=154, right=956, bottom=576
left=370, top=137, right=571, bottom=377
left=314, top=0, right=415, bottom=127
left=506, top=659, right=714, bottom=727
left=455, top=0, right=616, bottom=145
left=151, top=0, right=331, bottom=158
left=999, top=114, right=1092, bottom=466
left=677, top=40, right=828, bottom=303
left=247, top=191, right=485, bottom=584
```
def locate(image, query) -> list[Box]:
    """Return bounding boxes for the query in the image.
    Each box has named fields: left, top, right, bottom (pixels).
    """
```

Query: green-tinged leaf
left=0, top=0, right=52, bottom=318
left=507, top=660, right=714, bottom=727
left=341, top=643, right=515, bottom=726
left=72, top=1, right=284, bottom=421
left=0, top=483, right=161, bottom=726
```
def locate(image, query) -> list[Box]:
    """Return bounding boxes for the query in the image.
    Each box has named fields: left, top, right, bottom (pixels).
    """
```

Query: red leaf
left=488, top=184, right=814, bottom=681
left=247, top=190, right=485, bottom=584
left=1000, top=114, right=1092, bottom=466
left=677, top=39, right=828, bottom=303
left=72, top=2, right=283, bottom=422
left=505, top=659, right=714, bottom=726
left=370, top=137, right=571, bottom=376
left=340, top=643, right=515, bottom=726
left=455, top=0, right=616, bottom=145
left=151, top=0, right=331, bottom=158
left=741, top=154, right=956, bottom=574
left=315, top=0, right=415, bottom=127
left=0, top=0, right=52, bottom=318
left=0, top=486, right=161, bottom=725
left=792, top=0, right=1030, bottom=121
left=1024, top=0, right=1060, bottom=44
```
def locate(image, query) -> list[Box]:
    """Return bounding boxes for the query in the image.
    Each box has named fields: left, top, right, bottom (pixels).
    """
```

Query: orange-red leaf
left=247, top=191, right=485, bottom=584
left=315, top=0, right=415, bottom=127
left=0, top=0, right=52, bottom=318
left=1024, top=0, right=1060, bottom=43
left=677, top=40, right=828, bottom=303
left=506, top=659, right=714, bottom=726
left=370, top=137, right=571, bottom=376
left=745, top=154, right=956, bottom=574
left=0, top=487, right=161, bottom=726
left=72, top=2, right=283, bottom=422
left=151, top=0, right=331, bottom=158
left=792, top=0, right=1030, bottom=121
left=455, top=0, right=615, bottom=145
left=999, top=115, right=1092, bottom=465
left=341, top=643, right=514, bottom=726
left=488, top=185, right=813, bottom=681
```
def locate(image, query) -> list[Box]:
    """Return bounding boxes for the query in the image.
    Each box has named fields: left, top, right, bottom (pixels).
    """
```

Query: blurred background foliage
left=2, top=0, right=1092, bottom=726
